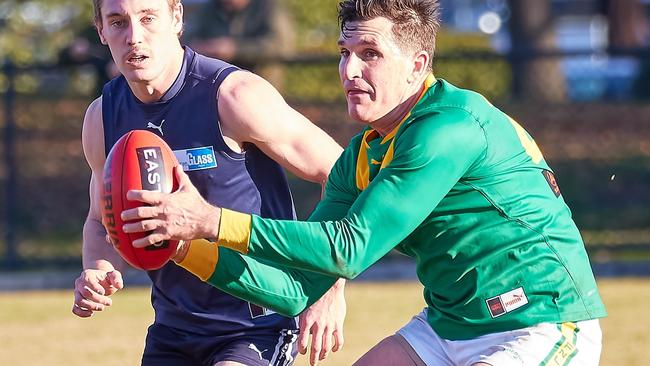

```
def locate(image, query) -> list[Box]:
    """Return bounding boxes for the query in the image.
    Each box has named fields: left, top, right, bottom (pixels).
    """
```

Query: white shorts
left=396, top=309, right=602, bottom=366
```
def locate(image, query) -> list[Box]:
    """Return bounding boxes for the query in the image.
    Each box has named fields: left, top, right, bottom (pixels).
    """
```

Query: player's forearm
left=82, top=216, right=126, bottom=272
left=213, top=210, right=383, bottom=279
left=177, top=242, right=337, bottom=316
left=249, top=215, right=383, bottom=279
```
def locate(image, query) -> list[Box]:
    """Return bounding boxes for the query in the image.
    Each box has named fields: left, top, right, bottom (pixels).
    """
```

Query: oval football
left=101, top=130, right=179, bottom=270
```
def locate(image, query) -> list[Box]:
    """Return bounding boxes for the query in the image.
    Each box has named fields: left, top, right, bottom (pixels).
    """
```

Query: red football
left=101, top=130, right=179, bottom=270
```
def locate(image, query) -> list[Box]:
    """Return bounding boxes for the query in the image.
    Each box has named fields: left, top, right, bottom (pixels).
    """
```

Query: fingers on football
left=126, top=189, right=163, bottom=205
left=131, top=232, right=165, bottom=248
left=174, top=165, right=191, bottom=187
left=123, top=219, right=161, bottom=233
left=121, top=205, right=158, bottom=221
left=131, top=231, right=170, bottom=248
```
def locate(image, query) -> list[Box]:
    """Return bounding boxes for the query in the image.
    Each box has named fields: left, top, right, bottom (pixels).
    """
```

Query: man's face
left=97, top=0, right=183, bottom=83
left=338, top=17, right=416, bottom=124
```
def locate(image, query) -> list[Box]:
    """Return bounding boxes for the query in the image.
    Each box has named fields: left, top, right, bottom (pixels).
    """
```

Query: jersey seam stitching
left=461, top=181, right=592, bottom=315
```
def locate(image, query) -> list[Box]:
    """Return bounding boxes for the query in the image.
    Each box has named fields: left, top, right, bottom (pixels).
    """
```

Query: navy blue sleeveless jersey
left=101, top=47, right=298, bottom=335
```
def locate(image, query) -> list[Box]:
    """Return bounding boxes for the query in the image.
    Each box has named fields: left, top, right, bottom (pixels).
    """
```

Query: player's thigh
left=353, top=334, right=427, bottom=366
left=393, top=309, right=455, bottom=365
left=214, top=362, right=246, bottom=366
left=467, top=319, right=602, bottom=366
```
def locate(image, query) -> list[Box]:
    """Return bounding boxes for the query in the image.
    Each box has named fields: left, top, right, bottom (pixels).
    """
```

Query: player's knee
left=353, top=335, right=424, bottom=366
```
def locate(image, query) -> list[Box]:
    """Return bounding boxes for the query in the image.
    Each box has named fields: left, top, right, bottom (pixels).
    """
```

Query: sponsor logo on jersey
left=173, top=146, right=217, bottom=171
left=486, top=287, right=529, bottom=318
left=542, top=170, right=561, bottom=197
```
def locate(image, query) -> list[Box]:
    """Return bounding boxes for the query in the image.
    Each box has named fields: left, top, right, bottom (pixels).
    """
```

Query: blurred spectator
left=59, top=26, right=120, bottom=95
left=602, top=0, right=648, bottom=49
left=185, top=0, right=295, bottom=89
left=603, top=0, right=650, bottom=99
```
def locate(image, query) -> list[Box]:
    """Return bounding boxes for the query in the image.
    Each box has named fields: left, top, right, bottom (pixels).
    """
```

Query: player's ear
left=96, top=22, right=108, bottom=45
left=408, top=50, right=429, bottom=84
left=171, top=2, right=184, bottom=37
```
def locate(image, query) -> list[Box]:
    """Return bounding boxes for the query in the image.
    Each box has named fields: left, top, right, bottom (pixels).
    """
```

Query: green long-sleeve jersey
left=180, top=77, right=606, bottom=340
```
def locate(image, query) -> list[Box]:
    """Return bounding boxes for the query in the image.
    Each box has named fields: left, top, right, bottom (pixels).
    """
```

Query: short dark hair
left=338, top=0, right=441, bottom=69
left=93, top=0, right=183, bottom=35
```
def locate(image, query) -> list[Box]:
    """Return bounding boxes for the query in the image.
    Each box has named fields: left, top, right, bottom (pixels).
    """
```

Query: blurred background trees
left=0, top=0, right=92, bottom=65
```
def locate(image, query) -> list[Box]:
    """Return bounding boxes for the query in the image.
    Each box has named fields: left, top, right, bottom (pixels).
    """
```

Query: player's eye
left=110, top=19, right=125, bottom=28
left=363, top=49, right=379, bottom=59
left=339, top=49, right=350, bottom=57
left=142, top=16, right=155, bottom=24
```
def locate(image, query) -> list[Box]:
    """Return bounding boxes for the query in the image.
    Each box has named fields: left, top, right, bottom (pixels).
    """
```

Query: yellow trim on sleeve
left=177, top=239, right=219, bottom=281
left=217, top=208, right=252, bottom=254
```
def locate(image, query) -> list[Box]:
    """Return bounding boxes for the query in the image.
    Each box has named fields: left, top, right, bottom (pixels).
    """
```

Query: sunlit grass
left=0, top=279, right=647, bottom=365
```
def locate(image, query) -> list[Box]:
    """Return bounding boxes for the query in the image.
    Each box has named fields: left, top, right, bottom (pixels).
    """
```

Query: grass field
left=0, top=278, right=648, bottom=365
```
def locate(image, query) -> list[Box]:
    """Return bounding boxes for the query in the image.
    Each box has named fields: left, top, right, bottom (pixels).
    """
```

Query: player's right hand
left=72, top=269, right=124, bottom=318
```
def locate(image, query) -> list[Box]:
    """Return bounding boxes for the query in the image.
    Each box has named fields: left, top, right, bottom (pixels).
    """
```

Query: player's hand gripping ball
left=101, top=130, right=179, bottom=270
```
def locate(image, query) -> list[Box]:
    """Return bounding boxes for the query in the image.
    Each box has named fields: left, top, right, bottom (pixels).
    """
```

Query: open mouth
left=127, top=53, right=149, bottom=65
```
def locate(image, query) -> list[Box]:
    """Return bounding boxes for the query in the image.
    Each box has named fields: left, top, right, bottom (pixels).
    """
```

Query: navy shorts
left=141, top=322, right=299, bottom=366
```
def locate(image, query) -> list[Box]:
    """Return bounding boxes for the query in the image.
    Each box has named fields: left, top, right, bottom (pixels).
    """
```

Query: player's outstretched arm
left=72, top=97, right=125, bottom=318
left=170, top=239, right=338, bottom=316
left=140, top=109, right=487, bottom=279
left=217, top=70, right=343, bottom=186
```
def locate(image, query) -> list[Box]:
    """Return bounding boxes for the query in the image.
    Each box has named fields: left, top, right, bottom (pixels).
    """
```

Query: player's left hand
left=122, top=165, right=221, bottom=248
left=298, top=279, right=347, bottom=365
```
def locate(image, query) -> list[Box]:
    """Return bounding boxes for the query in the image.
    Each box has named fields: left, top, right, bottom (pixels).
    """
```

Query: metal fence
left=1, top=49, right=650, bottom=272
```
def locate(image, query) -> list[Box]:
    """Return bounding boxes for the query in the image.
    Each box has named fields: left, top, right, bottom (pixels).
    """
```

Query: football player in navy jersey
left=71, top=0, right=345, bottom=365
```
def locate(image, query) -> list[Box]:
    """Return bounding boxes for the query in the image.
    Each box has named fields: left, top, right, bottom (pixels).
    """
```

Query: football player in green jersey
left=123, top=0, right=606, bottom=364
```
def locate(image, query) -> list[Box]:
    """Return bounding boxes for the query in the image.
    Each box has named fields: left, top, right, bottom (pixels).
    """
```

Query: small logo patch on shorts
left=173, top=146, right=217, bottom=171
left=486, top=287, right=529, bottom=318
